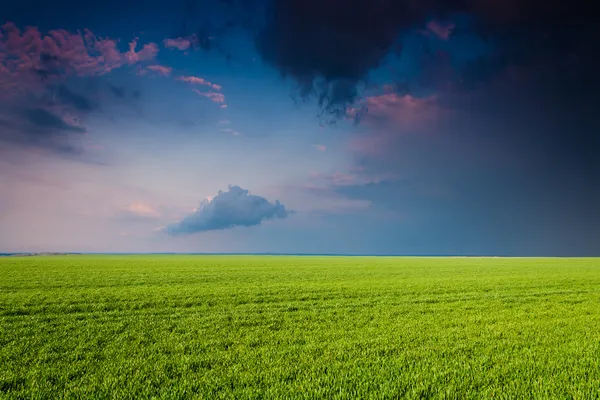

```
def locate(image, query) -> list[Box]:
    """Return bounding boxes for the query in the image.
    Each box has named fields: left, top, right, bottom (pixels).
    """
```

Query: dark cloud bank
left=241, top=0, right=598, bottom=255
left=227, top=0, right=590, bottom=116
left=165, top=186, right=292, bottom=235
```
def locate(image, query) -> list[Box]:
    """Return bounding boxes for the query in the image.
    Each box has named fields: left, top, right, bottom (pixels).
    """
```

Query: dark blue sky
left=0, top=0, right=598, bottom=255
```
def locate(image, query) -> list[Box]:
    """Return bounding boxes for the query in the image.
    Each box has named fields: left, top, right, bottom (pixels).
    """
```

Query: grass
left=1, top=255, right=599, bottom=399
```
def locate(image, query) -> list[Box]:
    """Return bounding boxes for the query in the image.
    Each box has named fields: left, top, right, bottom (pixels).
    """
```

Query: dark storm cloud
left=337, top=76, right=600, bottom=255
left=165, top=185, right=293, bottom=235
left=255, top=0, right=427, bottom=117
left=249, top=0, right=599, bottom=120
left=172, top=0, right=597, bottom=119
left=329, top=167, right=600, bottom=256
left=244, top=0, right=600, bottom=255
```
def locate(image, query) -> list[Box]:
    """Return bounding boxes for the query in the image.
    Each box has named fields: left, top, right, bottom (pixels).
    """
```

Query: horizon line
left=1, top=252, right=599, bottom=258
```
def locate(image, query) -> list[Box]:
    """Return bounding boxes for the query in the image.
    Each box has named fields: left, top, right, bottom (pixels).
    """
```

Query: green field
left=1, top=256, right=599, bottom=399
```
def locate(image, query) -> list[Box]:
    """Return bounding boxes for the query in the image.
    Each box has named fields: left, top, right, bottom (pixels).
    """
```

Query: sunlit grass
left=1, top=255, right=599, bottom=399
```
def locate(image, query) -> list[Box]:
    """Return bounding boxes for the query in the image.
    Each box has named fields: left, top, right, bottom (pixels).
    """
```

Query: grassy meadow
left=1, top=255, right=599, bottom=399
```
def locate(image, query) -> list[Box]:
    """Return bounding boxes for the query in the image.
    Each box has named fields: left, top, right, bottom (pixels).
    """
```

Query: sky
left=0, top=0, right=598, bottom=255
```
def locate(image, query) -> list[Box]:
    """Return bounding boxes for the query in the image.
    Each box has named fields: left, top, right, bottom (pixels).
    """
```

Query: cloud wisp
left=146, top=65, right=173, bottom=76
left=193, top=89, right=225, bottom=104
left=163, top=37, right=193, bottom=51
left=165, top=186, right=293, bottom=235
left=177, top=76, right=222, bottom=90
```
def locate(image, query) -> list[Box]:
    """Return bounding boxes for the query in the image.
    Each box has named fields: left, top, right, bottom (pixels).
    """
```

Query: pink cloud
left=193, top=89, right=225, bottom=104
left=360, top=93, right=440, bottom=130
left=177, top=75, right=222, bottom=90
left=366, top=93, right=434, bottom=110
left=124, top=39, right=159, bottom=65
left=177, top=76, right=208, bottom=85
left=345, top=91, right=443, bottom=158
left=220, top=104, right=228, bottom=109
left=312, top=144, right=327, bottom=151
left=0, top=22, right=159, bottom=99
left=425, top=20, right=455, bottom=40
left=147, top=64, right=172, bottom=76
left=163, top=37, right=192, bottom=51
left=124, top=202, right=161, bottom=218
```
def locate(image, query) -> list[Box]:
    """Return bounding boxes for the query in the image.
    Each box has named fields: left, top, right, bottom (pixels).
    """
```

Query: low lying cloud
left=164, top=185, right=293, bottom=235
